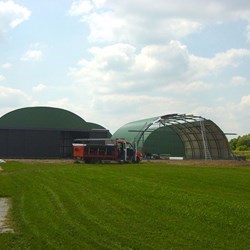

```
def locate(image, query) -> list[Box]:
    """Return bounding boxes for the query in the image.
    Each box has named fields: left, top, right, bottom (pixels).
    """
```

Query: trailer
left=73, top=138, right=142, bottom=163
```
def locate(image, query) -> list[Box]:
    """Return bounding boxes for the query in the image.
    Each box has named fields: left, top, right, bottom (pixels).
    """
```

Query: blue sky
left=0, top=0, right=250, bottom=136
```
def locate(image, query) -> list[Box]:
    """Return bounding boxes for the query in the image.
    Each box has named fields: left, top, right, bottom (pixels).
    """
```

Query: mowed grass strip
left=0, top=161, right=250, bottom=249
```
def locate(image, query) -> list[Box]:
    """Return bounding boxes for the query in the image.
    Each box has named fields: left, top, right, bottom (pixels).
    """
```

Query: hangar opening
left=112, top=114, right=233, bottom=160
left=0, top=107, right=110, bottom=159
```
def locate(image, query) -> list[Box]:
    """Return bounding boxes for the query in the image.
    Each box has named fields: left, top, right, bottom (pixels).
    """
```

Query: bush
left=237, top=145, right=248, bottom=151
left=233, top=150, right=250, bottom=160
left=229, top=134, right=250, bottom=151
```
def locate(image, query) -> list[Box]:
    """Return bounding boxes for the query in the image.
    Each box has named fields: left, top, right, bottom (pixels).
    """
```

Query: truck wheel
left=136, top=157, right=140, bottom=163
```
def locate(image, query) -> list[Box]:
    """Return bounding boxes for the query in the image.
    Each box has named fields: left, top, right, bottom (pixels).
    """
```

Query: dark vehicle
left=73, top=138, right=142, bottom=163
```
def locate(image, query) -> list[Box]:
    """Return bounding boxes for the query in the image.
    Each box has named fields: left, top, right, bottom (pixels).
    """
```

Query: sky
left=0, top=0, right=250, bottom=136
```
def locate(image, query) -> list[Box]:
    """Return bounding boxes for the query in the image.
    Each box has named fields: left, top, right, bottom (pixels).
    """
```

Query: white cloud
left=21, top=49, right=43, bottom=61
left=163, top=81, right=211, bottom=93
left=68, top=39, right=250, bottom=134
left=70, top=1, right=203, bottom=44
left=70, top=41, right=250, bottom=95
left=213, top=49, right=250, bottom=68
left=231, top=76, right=249, bottom=86
left=135, top=41, right=188, bottom=73
left=84, top=12, right=202, bottom=44
left=246, top=23, right=250, bottom=42
left=189, top=49, right=250, bottom=79
left=240, top=95, right=250, bottom=107
left=32, top=84, right=47, bottom=92
left=88, top=43, right=136, bottom=71
left=69, top=0, right=94, bottom=16
left=88, top=94, right=185, bottom=132
left=1, top=63, right=12, bottom=69
left=84, top=11, right=127, bottom=43
left=48, top=97, right=72, bottom=108
left=192, top=89, right=250, bottom=136
left=0, top=85, right=32, bottom=107
left=69, top=0, right=250, bottom=44
left=192, top=104, right=243, bottom=136
left=0, top=75, right=5, bottom=81
left=92, top=0, right=106, bottom=8
left=67, top=1, right=250, bottom=139
left=70, top=41, right=190, bottom=96
left=0, top=1, right=31, bottom=37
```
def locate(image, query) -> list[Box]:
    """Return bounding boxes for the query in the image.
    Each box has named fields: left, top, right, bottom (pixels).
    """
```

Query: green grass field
left=0, top=161, right=250, bottom=249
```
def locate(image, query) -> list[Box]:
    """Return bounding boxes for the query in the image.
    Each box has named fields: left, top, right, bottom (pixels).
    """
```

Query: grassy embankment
left=0, top=161, right=250, bottom=249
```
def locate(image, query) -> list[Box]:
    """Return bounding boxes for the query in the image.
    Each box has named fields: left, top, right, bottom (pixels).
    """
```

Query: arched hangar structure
left=0, top=107, right=110, bottom=159
left=112, top=114, right=233, bottom=160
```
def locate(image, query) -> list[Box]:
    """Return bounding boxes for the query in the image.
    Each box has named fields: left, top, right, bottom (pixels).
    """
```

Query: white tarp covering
left=169, top=157, right=184, bottom=160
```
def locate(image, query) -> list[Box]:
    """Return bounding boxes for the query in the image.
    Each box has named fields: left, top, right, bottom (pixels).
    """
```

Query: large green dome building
left=0, top=107, right=110, bottom=158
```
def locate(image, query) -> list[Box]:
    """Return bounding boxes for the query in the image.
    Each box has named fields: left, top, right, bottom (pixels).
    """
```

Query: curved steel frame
left=135, top=114, right=232, bottom=160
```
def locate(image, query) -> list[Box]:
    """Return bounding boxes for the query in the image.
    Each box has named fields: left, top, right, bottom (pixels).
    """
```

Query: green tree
left=230, top=134, right=250, bottom=151
left=236, top=134, right=250, bottom=151
left=229, top=138, right=238, bottom=150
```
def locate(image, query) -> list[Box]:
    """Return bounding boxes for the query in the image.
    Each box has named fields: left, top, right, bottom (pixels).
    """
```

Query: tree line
left=229, top=134, right=250, bottom=151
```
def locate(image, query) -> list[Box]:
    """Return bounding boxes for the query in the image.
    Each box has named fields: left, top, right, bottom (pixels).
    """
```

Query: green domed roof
left=0, top=107, right=93, bottom=130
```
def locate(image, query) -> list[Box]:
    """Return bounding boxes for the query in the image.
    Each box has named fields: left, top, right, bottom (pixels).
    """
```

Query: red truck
left=73, top=138, right=142, bottom=163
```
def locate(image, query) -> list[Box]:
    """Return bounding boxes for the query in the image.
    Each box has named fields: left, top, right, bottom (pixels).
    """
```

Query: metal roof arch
left=112, top=114, right=233, bottom=160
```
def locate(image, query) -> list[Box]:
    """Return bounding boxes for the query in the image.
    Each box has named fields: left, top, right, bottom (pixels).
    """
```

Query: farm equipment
left=73, top=138, right=142, bottom=163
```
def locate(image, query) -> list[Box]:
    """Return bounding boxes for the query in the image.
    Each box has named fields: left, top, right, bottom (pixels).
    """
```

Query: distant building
left=112, top=114, right=233, bottom=160
left=0, top=107, right=110, bottom=159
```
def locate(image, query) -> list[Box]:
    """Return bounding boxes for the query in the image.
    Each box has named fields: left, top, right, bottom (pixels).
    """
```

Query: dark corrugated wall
left=0, top=129, right=108, bottom=159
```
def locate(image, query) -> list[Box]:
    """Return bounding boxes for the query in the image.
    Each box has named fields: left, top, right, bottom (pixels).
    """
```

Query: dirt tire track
left=0, top=198, right=14, bottom=233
